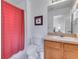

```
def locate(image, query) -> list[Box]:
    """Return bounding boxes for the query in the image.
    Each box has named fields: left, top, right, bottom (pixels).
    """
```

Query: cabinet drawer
left=45, top=40, right=63, bottom=49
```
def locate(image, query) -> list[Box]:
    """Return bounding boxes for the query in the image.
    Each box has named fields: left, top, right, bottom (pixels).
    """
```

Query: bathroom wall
left=30, top=0, right=49, bottom=59
left=31, top=0, right=49, bottom=38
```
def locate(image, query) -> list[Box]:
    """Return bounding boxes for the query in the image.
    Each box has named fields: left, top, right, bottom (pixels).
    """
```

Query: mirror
left=47, top=0, right=78, bottom=34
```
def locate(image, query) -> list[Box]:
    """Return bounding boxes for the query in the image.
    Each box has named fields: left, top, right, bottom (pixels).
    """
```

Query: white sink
left=63, top=37, right=78, bottom=42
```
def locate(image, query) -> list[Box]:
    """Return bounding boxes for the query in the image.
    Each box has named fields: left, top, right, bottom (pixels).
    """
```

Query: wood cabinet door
left=64, top=44, right=78, bottom=59
left=44, top=41, right=63, bottom=59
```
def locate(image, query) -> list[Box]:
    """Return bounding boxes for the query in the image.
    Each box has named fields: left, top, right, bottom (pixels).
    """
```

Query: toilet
left=27, top=35, right=44, bottom=59
left=27, top=44, right=38, bottom=59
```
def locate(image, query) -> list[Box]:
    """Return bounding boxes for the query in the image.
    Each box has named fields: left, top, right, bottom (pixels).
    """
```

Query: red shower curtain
left=1, top=1, right=24, bottom=59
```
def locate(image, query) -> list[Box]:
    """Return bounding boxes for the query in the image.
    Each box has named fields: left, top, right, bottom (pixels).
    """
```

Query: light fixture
left=52, top=0, right=67, bottom=5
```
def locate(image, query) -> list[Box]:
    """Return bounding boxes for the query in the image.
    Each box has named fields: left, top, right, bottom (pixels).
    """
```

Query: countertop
left=44, top=35, right=78, bottom=45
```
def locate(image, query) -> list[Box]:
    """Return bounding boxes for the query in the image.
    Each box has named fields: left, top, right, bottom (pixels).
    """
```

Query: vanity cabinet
left=44, top=40, right=63, bottom=59
left=44, top=40, right=78, bottom=59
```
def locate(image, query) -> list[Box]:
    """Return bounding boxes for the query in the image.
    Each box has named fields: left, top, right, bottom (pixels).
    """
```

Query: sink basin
left=63, top=37, right=78, bottom=42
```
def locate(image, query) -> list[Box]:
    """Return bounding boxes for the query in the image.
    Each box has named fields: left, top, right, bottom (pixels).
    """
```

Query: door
left=45, top=46, right=62, bottom=59
left=1, top=1, right=24, bottom=59
left=63, top=44, right=78, bottom=59
left=44, top=41, right=63, bottom=59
